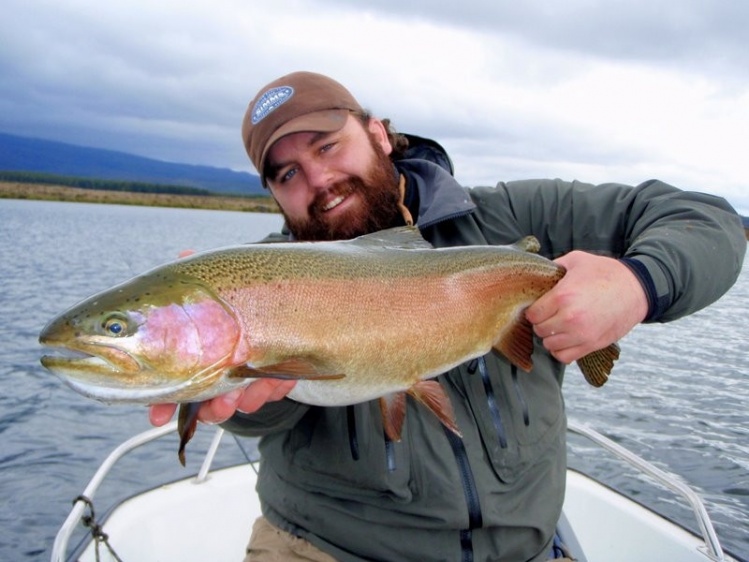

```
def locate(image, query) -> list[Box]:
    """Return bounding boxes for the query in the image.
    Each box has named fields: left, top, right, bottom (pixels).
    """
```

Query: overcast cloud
left=2, top=0, right=747, bottom=213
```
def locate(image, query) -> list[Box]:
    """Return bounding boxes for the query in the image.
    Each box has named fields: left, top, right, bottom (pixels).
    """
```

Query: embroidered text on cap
left=251, top=86, right=294, bottom=125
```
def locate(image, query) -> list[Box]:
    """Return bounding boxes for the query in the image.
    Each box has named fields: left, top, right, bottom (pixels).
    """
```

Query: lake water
left=1, top=199, right=747, bottom=561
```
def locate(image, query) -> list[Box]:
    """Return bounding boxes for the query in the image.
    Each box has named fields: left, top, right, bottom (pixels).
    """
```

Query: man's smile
left=322, top=194, right=346, bottom=212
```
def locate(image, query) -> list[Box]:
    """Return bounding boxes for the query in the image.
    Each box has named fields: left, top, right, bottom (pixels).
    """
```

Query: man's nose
left=304, top=161, right=335, bottom=191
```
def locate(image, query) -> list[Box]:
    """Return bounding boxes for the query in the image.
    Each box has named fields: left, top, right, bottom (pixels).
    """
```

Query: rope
left=74, top=495, right=124, bottom=562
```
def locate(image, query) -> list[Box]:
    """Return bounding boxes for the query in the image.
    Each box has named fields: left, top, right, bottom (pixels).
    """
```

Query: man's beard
left=282, top=138, right=403, bottom=241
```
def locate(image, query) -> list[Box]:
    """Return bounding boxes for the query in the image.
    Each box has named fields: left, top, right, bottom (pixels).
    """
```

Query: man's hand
left=149, top=379, right=297, bottom=426
left=525, top=252, right=648, bottom=364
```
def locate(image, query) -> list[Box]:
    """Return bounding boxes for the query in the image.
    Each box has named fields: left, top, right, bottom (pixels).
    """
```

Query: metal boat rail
left=567, top=420, right=724, bottom=562
left=52, top=419, right=728, bottom=562
left=52, top=421, right=196, bottom=562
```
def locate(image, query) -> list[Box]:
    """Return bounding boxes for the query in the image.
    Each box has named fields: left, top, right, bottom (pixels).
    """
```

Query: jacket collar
left=395, top=159, right=476, bottom=229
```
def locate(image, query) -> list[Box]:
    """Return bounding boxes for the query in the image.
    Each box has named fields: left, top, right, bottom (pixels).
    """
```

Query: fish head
left=39, top=269, right=244, bottom=403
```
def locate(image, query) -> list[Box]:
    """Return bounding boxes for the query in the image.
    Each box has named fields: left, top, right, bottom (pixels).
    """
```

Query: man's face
left=265, top=115, right=402, bottom=241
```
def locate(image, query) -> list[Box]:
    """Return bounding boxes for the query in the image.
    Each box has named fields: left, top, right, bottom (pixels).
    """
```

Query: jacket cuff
left=619, top=256, right=670, bottom=322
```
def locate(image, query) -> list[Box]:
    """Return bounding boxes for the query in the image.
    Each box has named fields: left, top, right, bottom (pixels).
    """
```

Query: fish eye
left=102, top=314, right=129, bottom=337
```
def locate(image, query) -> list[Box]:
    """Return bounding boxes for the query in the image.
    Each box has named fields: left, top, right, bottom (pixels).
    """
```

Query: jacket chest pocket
left=456, top=352, right=566, bottom=484
left=281, top=403, right=417, bottom=503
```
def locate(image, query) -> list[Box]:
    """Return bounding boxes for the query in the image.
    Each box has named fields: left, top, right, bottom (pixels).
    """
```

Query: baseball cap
left=242, top=71, right=364, bottom=184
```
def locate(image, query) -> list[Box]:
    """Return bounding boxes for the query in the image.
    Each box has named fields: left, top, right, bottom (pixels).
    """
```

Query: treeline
left=0, top=170, right=215, bottom=197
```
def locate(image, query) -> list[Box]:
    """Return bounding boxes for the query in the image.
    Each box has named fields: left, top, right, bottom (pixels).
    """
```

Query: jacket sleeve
left=220, top=399, right=311, bottom=437
left=471, top=178, right=746, bottom=322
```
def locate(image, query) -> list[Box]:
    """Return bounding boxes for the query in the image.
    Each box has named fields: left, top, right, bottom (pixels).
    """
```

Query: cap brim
left=259, top=109, right=350, bottom=182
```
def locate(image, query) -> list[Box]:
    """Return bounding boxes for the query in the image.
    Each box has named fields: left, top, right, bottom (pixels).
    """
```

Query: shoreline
left=3, top=181, right=747, bottom=239
left=0, top=181, right=279, bottom=213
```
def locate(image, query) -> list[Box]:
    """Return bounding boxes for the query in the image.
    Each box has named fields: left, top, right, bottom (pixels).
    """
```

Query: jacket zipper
left=477, top=356, right=508, bottom=448
left=443, top=425, right=483, bottom=561
left=348, top=404, right=398, bottom=472
left=511, top=366, right=530, bottom=426
left=346, top=405, right=360, bottom=460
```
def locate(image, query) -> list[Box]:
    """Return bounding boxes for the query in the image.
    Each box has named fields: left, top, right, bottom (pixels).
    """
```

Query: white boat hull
left=54, top=421, right=738, bottom=562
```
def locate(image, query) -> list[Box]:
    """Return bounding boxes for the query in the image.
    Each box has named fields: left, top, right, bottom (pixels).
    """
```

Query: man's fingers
left=527, top=251, right=648, bottom=366
left=149, top=403, right=178, bottom=426
left=236, top=379, right=296, bottom=414
left=148, top=380, right=297, bottom=428
left=198, top=389, right=243, bottom=424
left=525, top=292, right=557, bottom=327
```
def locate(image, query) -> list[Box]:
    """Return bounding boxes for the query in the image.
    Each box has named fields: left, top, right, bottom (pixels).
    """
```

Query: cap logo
left=251, top=86, right=294, bottom=125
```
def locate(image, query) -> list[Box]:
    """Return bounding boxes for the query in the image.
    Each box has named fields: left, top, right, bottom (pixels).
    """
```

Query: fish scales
left=165, top=243, right=561, bottom=404
left=39, top=226, right=618, bottom=464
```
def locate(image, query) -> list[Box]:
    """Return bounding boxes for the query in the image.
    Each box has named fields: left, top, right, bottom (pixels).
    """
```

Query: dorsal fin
left=513, top=235, right=541, bottom=254
left=348, top=226, right=433, bottom=250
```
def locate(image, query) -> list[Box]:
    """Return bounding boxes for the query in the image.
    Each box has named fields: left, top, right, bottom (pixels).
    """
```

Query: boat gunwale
left=52, top=419, right=742, bottom=562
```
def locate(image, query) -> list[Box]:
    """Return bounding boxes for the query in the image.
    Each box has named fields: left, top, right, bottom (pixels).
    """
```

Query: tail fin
left=576, top=343, right=620, bottom=387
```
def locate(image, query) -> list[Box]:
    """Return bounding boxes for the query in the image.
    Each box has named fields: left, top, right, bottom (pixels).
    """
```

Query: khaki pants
left=243, top=516, right=576, bottom=561
left=244, top=517, right=337, bottom=562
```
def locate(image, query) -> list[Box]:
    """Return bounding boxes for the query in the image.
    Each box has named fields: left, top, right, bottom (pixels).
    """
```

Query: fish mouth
left=39, top=346, right=187, bottom=403
left=40, top=350, right=128, bottom=374
left=40, top=339, right=142, bottom=379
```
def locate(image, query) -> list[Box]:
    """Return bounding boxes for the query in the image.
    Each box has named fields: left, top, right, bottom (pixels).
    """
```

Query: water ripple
left=2, top=200, right=747, bottom=560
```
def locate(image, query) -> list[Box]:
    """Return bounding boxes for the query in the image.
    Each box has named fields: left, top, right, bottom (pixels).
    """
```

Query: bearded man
left=150, top=71, right=746, bottom=562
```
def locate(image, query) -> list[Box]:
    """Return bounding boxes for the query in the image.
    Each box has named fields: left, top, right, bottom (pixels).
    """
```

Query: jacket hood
left=395, top=159, right=476, bottom=229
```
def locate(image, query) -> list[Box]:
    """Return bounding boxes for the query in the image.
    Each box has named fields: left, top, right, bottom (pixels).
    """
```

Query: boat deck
left=53, top=421, right=738, bottom=562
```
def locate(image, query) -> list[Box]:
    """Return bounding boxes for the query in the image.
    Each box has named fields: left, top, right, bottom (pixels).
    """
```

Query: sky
left=2, top=0, right=748, bottom=213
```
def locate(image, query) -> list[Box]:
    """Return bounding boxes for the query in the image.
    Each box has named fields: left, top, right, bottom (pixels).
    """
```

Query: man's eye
left=280, top=168, right=297, bottom=183
left=320, top=142, right=335, bottom=153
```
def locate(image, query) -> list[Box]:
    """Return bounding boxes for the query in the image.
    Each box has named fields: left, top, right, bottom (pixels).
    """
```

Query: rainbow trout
left=39, top=227, right=619, bottom=464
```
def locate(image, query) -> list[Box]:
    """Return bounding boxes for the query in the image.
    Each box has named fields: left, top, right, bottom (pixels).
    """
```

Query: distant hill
left=0, top=132, right=263, bottom=195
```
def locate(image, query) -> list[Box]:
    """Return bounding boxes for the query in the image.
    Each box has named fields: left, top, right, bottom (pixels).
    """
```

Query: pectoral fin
left=576, top=343, right=620, bottom=387
left=177, top=402, right=201, bottom=467
left=228, top=359, right=345, bottom=381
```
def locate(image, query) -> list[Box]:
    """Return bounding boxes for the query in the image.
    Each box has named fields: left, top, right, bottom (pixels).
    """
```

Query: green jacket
left=223, top=160, right=746, bottom=561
